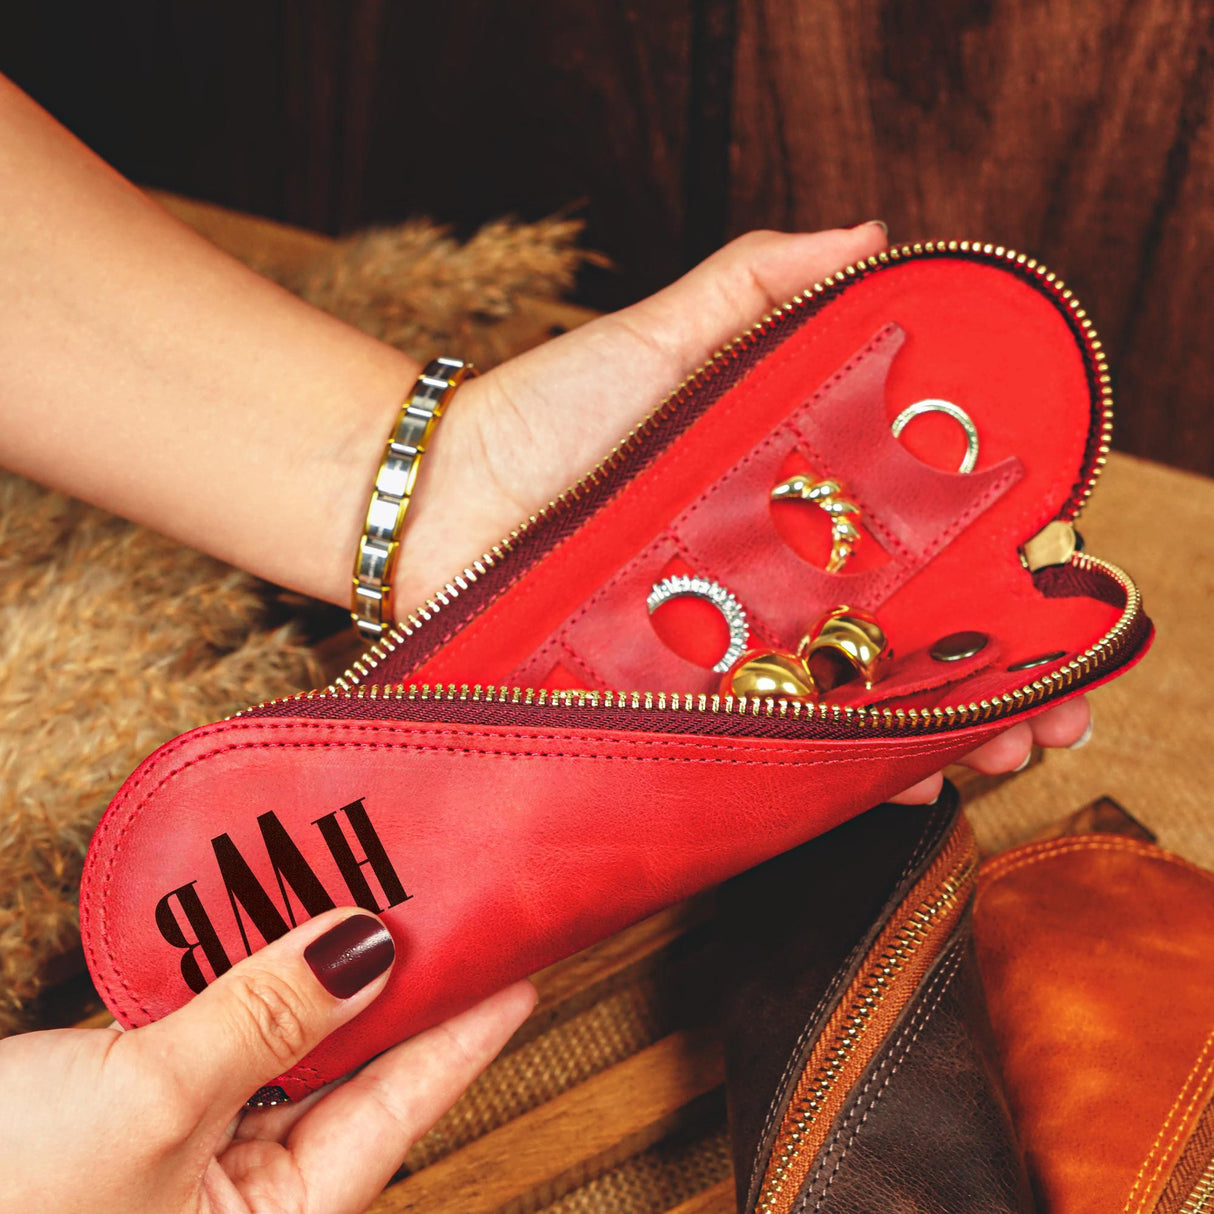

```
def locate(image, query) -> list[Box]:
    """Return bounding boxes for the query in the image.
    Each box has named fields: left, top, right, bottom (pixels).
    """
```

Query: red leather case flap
left=82, top=710, right=1009, bottom=1101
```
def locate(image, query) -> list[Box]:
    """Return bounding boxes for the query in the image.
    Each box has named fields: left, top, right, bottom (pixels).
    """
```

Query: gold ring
left=770, top=476, right=861, bottom=574
left=891, top=399, right=980, bottom=474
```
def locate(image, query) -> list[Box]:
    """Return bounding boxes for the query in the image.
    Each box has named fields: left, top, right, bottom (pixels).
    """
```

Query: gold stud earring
left=720, top=647, right=818, bottom=700
left=798, top=606, right=890, bottom=691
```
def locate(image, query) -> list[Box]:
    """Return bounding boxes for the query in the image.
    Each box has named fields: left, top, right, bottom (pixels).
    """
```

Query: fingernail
left=305, top=914, right=395, bottom=999
left=1068, top=719, right=1095, bottom=750
left=853, top=219, right=888, bottom=236
left=1013, top=752, right=1034, bottom=772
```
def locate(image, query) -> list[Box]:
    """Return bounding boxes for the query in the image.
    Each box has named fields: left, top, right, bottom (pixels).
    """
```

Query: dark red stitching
left=664, top=532, right=781, bottom=650
left=783, top=415, right=910, bottom=565
left=798, top=424, right=1022, bottom=572
left=547, top=532, right=673, bottom=640
left=543, top=331, right=898, bottom=673
left=677, top=327, right=897, bottom=529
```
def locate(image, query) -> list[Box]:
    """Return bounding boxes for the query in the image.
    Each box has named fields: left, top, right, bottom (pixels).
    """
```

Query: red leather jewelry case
left=80, top=242, right=1152, bottom=1103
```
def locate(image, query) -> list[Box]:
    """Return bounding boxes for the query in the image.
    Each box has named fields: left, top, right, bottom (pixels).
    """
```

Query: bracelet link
left=351, top=357, right=476, bottom=640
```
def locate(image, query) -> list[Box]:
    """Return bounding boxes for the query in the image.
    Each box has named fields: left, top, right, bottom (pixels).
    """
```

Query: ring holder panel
left=397, top=256, right=1127, bottom=716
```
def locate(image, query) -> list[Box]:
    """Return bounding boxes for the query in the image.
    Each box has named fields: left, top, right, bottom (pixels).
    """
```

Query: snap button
left=1007, top=650, right=1067, bottom=672
left=929, top=631, right=989, bottom=662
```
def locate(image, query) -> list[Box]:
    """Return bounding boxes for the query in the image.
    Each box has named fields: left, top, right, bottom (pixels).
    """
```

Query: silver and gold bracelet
left=351, top=356, right=476, bottom=640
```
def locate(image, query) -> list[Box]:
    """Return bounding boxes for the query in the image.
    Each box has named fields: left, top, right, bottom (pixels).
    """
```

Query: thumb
left=620, top=223, right=890, bottom=371
left=492, top=224, right=890, bottom=420
left=467, top=224, right=887, bottom=518
left=129, top=908, right=395, bottom=1128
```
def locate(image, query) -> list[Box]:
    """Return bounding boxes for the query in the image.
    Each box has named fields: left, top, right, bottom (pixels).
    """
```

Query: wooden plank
left=531, top=896, right=713, bottom=1009
left=1023, top=794, right=1155, bottom=845
left=729, top=0, right=1214, bottom=476
left=664, top=1178, right=736, bottom=1214
left=371, top=1029, right=723, bottom=1214
left=70, top=1008, right=115, bottom=1031
left=509, top=895, right=717, bottom=1050
left=353, top=0, right=695, bottom=310
left=11, top=1, right=696, bottom=310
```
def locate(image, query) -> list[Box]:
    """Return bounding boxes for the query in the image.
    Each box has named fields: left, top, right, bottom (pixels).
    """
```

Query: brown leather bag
left=720, top=783, right=1033, bottom=1213
left=975, top=832, right=1214, bottom=1214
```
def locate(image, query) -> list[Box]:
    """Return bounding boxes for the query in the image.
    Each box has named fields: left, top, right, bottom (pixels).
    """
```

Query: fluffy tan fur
left=0, top=213, right=589, bottom=1034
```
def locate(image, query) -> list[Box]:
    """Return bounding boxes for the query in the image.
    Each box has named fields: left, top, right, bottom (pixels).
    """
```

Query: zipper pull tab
left=1021, top=520, right=1077, bottom=571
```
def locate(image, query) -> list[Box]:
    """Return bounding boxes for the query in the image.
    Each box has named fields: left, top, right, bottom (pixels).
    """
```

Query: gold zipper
left=236, top=550, right=1142, bottom=732
left=235, top=242, right=1138, bottom=730
left=1181, top=1161, right=1214, bottom=1214
left=752, top=818, right=978, bottom=1214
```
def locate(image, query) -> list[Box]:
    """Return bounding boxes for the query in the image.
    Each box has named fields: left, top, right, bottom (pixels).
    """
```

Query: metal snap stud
left=1007, top=650, right=1067, bottom=672
left=929, top=630, right=990, bottom=662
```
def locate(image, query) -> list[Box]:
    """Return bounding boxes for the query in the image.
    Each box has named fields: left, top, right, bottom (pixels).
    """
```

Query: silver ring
left=891, top=399, right=980, bottom=474
left=646, top=575, right=750, bottom=673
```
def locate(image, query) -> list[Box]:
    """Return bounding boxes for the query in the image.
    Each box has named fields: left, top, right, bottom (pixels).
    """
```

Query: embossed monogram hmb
left=153, top=797, right=409, bottom=993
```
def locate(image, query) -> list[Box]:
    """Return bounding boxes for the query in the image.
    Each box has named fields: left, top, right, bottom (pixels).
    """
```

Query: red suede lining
left=411, top=257, right=1108, bottom=711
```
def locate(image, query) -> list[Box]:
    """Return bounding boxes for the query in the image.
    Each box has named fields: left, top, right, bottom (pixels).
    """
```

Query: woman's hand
left=0, top=910, right=535, bottom=1214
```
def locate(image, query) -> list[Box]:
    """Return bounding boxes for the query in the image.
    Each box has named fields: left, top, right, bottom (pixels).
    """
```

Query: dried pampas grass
left=0, top=209, right=592, bottom=1034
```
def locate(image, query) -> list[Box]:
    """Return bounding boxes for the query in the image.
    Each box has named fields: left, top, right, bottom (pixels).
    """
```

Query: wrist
left=383, top=373, right=516, bottom=619
left=309, top=344, right=424, bottom=611
left=349, top=358, right=478, bottom=639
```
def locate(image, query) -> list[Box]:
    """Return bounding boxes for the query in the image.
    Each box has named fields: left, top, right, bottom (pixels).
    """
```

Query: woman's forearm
left=0, top=73, right=417, bottom=608
left=0, top=73, right=894, bottom=626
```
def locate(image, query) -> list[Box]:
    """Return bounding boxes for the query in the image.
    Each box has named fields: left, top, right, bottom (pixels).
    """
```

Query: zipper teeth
left=1182, top=1160, right=1214, bottom=1214
left=322, top=240, right=1113, bottom=697
left=233, top=551, right=1141, bottom=731
left=755, top=829, right=977, bottom=1214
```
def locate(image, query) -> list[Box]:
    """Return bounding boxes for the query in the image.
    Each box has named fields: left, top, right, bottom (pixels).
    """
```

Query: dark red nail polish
left=304, top=914, right=395, bottom=998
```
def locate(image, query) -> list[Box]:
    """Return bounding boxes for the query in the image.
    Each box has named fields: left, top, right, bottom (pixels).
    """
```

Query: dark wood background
left=3, top=0, right=1211, bottom=474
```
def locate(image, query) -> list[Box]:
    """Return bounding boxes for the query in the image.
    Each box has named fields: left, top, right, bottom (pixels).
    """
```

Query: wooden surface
left=371, top=1031, right=722, bottom=1214
left=729, top=0, right=1214, bottom=479
left=1, top=1, right=1210, bottom=473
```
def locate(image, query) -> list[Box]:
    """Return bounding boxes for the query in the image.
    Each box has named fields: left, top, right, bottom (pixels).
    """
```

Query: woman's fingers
left=888, top=695, right=1094, bottom=803
left=887, top=771, right=946, bottom=805
left=397, top=226, right=887, bottom=612
left=283, top=980, right=537, bottom=1214
left=957, top=722, right=1036, bottom=775
left=957, top=698, right=1092, bottom=775
left=468, top=228, right=888, bottom=508
left=617, top=225, right=889, bottom=378
left=1027, top=696, right=1092, bottom=749
left=121, top=909, right=396, bottom=1143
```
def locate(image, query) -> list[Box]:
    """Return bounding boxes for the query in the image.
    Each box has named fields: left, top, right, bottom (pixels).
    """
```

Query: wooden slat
left=664, top=1178, right=736, bottom=1214
left=729, top=0, right=1214, bottom=476
left=71, top=1008, right=115, bottom=1031
left=1023, top=794, right=1157, bottom=846
left=532, top=900, right=711, bottom=1007
left=371, top=1029, right=723, bottom=1214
